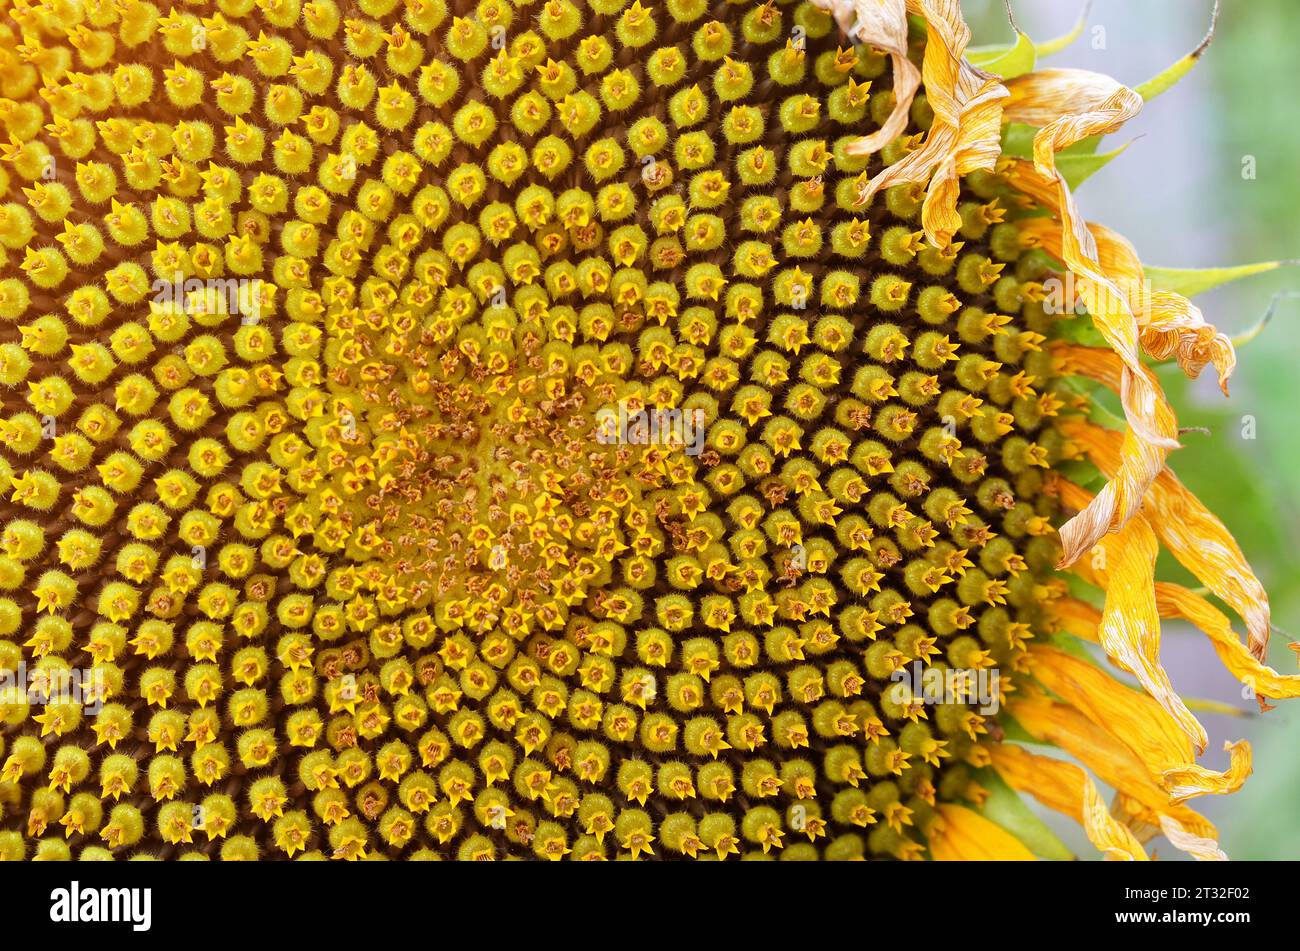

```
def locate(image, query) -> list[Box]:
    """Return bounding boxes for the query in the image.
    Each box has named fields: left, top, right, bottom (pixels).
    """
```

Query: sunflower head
left=0, top=0, right=1287, bottom=861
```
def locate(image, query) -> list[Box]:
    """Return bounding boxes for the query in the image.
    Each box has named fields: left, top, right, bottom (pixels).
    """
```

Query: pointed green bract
left=1135, top=53, right=1202, bottom=101
left=1145, top=261, right=1287, bottom=298
left=973, top=769, right=1076, bottom=861
left=1035, top=1, right=1092, bottom=58
left=1078, top=396, right=1126, bottom=432
left=1003, top=123, right=1105, bottom=165
left=1231, top=291, right=1300, bottom=347
left=969, top=30, right=1036, bottom=79
left=1185, top=697, right=1256, bottom=718
left=1045, top=631, right=1103, bottom=665
left=1055, top=314, right=1109, bottom=349
left=1057, top=458, right=1109, bottom=495
left=1059, top=141, right=1132, bottom=188
left=1000, top=122, right=1036, bottom=159
left=1136, top=1, right=1218, bottom=101
left=970, top=0, right=1090, bottom=68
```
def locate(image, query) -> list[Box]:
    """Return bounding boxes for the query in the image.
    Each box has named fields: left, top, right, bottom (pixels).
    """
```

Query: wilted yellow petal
left=990, top=743, right=1148, bottom=860
left=1141, top=291, right=1236, bottom=394
left=1049, top=595, right=1101, bottom=642
left=1051, top=487, right=1207, bottom=753
left=1020, top=202, right=1237, bottom=393
left=1003, top=67, right=1131, bottom=127
left=1112, top=793, right=1162, bottom=845
left=1064, top=414, right=1272, bottom=660
left=1028, top=638, right=1204, bottom=766
left=1052, top=355, right=1174, bottom=567
left=1161, top=739, right=1252, bottom=805
left=1156, top=584, right=1292, bottom=698
left=849, top=0, right=1008, bottom=248
left=929, top=803, right=1036, bottom=860
left=1023, top=216, right=1151, bottom=319
left=1116, top=796, right=1223, bottom=858
left=1011, top=689, right=1172, bottom=812
left=921, top=77, right=1009, bottom=246
left=1020, top=215, right=1140, bottom=279
left=999, top=70, right=1177, bottom=481
left=1158, top=814, right=1227, bottom=861
left=1009, top=690, right=1227, bottom=861
left=1146, top=474, right=1271, bottom=662
left=814, top=0, right=919, bottom=155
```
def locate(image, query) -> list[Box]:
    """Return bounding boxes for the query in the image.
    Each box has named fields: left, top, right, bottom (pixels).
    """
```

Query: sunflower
left=0, top=0, right=1289, bottom=862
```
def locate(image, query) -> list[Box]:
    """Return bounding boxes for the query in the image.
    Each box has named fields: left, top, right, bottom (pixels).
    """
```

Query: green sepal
left=1053, top=312, right=1107, bottom=348
left=1144, top=261, right=1289, bottom=298
left=1002, top=124, right=1106, bottom=164
left=970, top=0, right=1090, bottom=70
left=1043, top=630, right=1101, bottom=664
left=1059, top=140, right=1131, bottom=188
left=1034, top=1, right=1092, bottom=58
left=1135, top=2, right=1219, bottom=101
left=1135, top=52, right=1200, bottom=102
left=1185, top=696, right=1257, bottom=719
left=1084, top=400, right=1126, bottom=433
left=1062, top=134, right=1104, bottom=157
left=973, top=768, right=1076, bottom=860
left=969, top=31, right=1036, bottom=79
left=1056, top=458, right=1107, bottom=493
left=1000, top=122, right=1035, bottom=159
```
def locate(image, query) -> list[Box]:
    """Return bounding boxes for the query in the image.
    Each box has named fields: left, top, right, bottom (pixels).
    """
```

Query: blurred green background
left=964, top=0, right=1300, bottom=859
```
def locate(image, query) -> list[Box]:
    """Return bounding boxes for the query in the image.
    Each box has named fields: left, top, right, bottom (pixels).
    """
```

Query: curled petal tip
left=1194, top=0, right=1222, bottom=60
